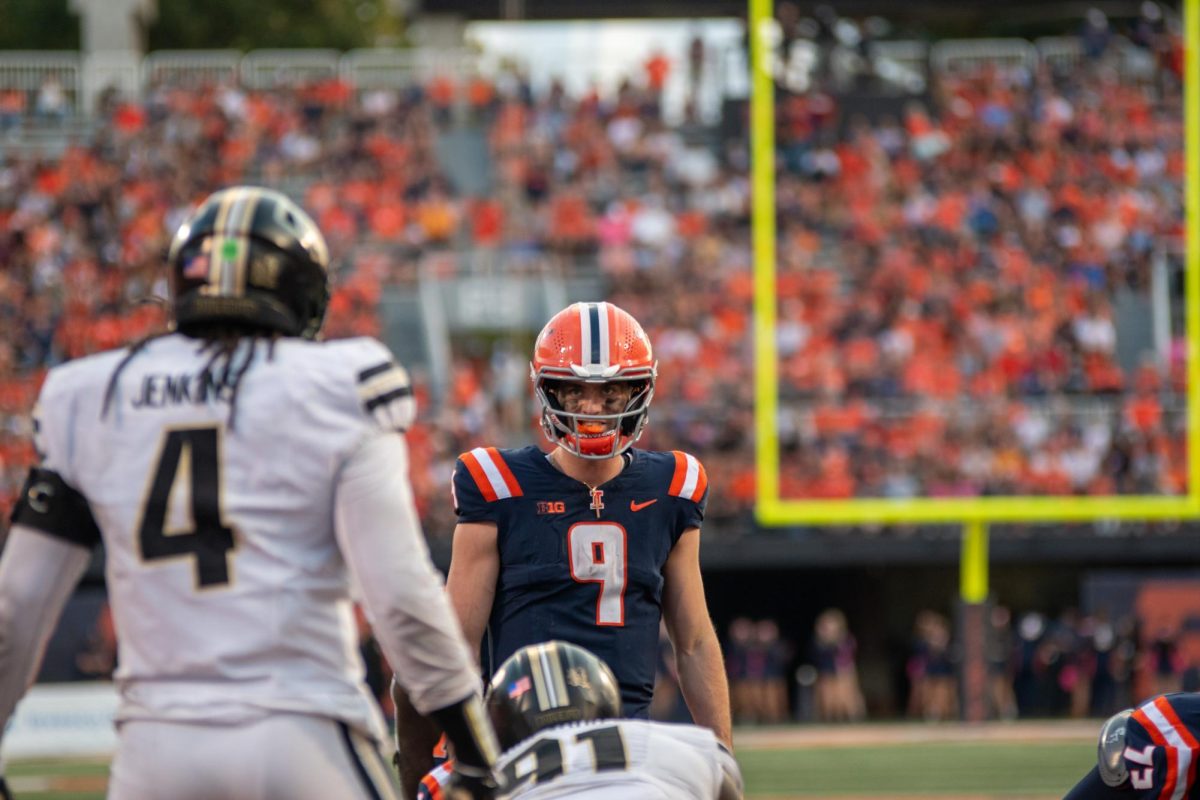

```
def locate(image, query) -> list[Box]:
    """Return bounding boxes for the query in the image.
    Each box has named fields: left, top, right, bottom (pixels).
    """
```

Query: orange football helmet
left=530, top=302, right=657, bottom=459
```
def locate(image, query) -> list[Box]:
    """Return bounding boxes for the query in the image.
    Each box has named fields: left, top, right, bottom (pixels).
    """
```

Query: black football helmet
left=485, top=641, right=623, bottom=752
left=167, top=186, right=330, bottom=339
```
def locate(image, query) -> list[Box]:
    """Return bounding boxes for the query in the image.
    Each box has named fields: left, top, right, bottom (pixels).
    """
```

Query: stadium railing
left=340, top=47, right=476, bottom=91
left=868, top=40, right=929, bottom=93
left=0, top=51, right=80, bottom=113
left=239, top=49, right=342, bottom=90
left=930, top=38, right=1038, bottom=75
left=142, top=50, right=241, bottom=89
left=0, top=35, right=1160, bottom=118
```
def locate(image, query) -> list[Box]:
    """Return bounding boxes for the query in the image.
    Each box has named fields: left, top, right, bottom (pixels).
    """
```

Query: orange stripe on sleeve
left=1134, top=706, right=1175, bottom=800
left=486, top=447, right=523, bottom=497
left=669, top=451, right=688, bottom=496
left=421, top=772, right=443, bottom=800
left=1133, top=707, right=1164, bottom=743
left=460, top=451, right=498, bottom=502
left=1156, top=696, right=1200, bottom=749
left=1155, top=696, right=1200, bottom=792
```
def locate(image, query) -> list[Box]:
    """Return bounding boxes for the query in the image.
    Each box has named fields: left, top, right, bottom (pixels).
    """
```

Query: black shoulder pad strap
left=10, top=468, right=102, bottom=549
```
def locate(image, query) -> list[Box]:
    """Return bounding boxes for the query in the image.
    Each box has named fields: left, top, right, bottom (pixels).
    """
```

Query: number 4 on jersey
left=137, top=426, right=235, bottom=588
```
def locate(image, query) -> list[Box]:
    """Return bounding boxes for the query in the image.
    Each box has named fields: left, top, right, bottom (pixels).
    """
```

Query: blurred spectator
left=34, top=75, right=68, bottom=124
left=1088, top=611, right=1134, bottom=717
left=811, top=609, right=864, bottom=722
left=986, top=605, right=1018, bottom=720
left=1147, top=622, right=1184, bottom=696
left=725, top=617, right=756, bottom=724
left=752, top=619, right=793, bottom=724
left=917, top=612, right=958, bottom=722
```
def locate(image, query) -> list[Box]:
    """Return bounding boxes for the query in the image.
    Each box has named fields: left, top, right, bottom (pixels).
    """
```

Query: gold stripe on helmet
left=541, top=642, right=569, bottom=708
left=228, top=189, right=260, bottom=297
left=527, top=647, right=551, bottom=711
left=207, top=191, right=237, bottom=295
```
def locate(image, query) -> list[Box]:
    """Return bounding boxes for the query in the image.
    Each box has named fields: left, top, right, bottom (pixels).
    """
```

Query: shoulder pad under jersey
left=1098, top=708, right=1133, bottom=787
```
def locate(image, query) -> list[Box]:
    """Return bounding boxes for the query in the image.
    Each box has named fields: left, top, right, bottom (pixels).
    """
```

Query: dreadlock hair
left=101, top=324, right=282, bottom=430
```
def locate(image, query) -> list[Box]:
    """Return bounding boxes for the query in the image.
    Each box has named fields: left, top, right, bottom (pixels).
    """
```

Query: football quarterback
left=394, top=302, right=731, bottom=796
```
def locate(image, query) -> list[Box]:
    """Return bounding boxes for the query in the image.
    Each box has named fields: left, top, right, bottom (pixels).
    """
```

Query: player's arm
left=391, top=678, right=440, bottom=798
left=662, top=527, right=733, bottom=750
left=445, top=521, right=500, bottom=656
left=393, top=519, right=499, bottom=792
left=334, top=434, right=500, bottom=794
left=0, top=469, right=97, bottom=748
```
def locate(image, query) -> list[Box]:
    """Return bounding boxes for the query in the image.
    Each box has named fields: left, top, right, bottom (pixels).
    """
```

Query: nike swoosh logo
left=630, top=499, right=658, bottom=512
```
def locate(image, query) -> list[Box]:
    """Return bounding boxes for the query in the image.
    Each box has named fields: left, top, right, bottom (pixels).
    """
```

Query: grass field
left=8, top=721, right=1095, bottom=799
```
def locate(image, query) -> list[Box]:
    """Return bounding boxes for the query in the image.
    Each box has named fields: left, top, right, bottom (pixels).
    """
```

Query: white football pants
left=107, top=714, right=401, bottom=800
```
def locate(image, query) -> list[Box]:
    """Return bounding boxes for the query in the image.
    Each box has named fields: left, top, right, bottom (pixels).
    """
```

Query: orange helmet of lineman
left=530, top=302, right=657, bottom=459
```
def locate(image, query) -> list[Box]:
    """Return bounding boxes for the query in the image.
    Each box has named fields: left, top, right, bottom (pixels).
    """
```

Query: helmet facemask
left=535, top=374, right=655, bottom=459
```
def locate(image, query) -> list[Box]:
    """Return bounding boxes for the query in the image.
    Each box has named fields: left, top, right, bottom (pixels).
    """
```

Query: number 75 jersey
left=452, top=445, right=708, bottom=718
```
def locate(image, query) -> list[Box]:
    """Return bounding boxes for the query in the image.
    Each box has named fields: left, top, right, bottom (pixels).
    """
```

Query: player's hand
left=0, top=774, right=14, bottom=800
left=443, top=765, right=496, bottom=800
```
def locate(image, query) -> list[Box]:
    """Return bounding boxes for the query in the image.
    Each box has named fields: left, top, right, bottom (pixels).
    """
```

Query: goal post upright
left=749, top=0, right=1200, bottom=721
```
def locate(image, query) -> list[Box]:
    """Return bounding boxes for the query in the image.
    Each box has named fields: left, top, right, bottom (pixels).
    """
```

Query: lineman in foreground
left=421, top=641, right=743, bottom=799
left=0, top=186, right=498, bottom=800
left=1063, top=692, right=1200, bottom=799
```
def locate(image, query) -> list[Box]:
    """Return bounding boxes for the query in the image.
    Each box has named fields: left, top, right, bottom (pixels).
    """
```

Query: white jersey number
left=500, top=724, right=628, bottom=791
left=567, top=522, right=627, bottom=626
left=137, top=426, right=235, bottom=588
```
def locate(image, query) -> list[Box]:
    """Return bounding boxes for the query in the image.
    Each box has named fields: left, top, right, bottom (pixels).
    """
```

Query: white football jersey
left=494, top=719, right=738, bottom=799
left=32, top=332, right=425, bottom=740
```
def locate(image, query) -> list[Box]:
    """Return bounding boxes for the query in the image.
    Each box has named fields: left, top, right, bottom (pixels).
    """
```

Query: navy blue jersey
left=1122, top=693, right=1200, bottom=798
left=452, top=445, right=708, bottom=719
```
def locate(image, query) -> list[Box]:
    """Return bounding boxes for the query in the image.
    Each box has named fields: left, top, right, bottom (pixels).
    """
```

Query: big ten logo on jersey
left=537, top=500, right=566, bottom=514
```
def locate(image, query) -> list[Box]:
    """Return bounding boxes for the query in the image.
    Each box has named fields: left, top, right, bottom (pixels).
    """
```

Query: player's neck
left=549, top=447, right=626, bottom=487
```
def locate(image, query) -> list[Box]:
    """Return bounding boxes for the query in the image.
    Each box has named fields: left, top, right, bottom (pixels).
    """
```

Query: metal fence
left=930, top=38, right=1039, bottom=75
left=0, top=36, right=1160, bottom=116
left=0, top=47, right=479, bottom=115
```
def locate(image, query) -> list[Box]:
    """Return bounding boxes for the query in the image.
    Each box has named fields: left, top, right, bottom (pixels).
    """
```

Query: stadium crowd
left=0, top=14, right=1187, bottom=538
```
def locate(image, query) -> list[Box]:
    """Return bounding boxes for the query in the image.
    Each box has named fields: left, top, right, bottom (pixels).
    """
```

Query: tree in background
left=0, top=0, right=79, bottom=49
left=0, top=0, right=405, bottom=51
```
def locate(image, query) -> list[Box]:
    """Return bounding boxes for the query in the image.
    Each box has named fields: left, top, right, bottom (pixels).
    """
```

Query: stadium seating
left=0, top=24, right=1186, bottom=533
